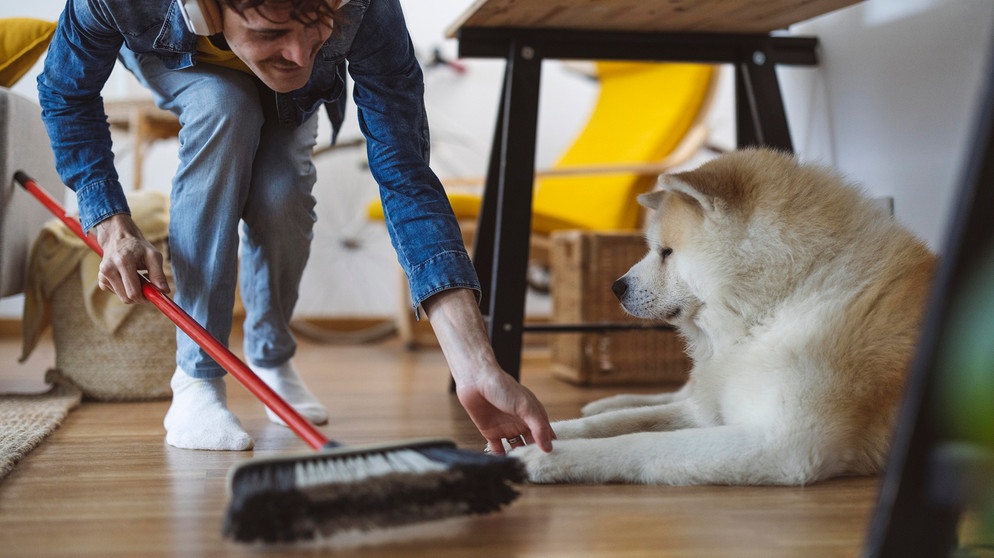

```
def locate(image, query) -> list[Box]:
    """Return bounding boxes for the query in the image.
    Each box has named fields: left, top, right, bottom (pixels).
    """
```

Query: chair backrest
left=531, top=62, right=715, bottom=234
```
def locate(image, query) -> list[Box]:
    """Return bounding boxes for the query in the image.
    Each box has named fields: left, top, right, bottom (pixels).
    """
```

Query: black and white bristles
left=222, top=438, right=527, bottom=543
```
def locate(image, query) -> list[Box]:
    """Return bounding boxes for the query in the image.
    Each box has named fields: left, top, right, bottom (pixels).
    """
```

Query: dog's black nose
left=612, top=278, right=628, bottom=300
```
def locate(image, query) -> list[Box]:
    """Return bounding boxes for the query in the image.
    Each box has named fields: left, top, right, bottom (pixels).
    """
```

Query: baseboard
left=293, top=316, right=397, bottom=331
left=0, top=320, right=20, bottom=338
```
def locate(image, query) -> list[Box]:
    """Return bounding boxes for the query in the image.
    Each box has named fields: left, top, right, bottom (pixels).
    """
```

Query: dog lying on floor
left=513, top=148, right=937, bottom=485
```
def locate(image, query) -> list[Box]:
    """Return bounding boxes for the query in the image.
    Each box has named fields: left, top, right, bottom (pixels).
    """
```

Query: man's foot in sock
left=249, top=361, right=329, bottom=426
left=164, top=367, right=253, bottom=451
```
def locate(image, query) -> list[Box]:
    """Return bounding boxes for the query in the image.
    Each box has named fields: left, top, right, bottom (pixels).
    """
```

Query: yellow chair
left=370, top=61, right=717, bottom=347
left=526, top=61, right=715, bottom=233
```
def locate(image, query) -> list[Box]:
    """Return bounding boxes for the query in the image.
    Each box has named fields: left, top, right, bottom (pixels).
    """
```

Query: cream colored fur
left=513, top=148, right=936, bottom=485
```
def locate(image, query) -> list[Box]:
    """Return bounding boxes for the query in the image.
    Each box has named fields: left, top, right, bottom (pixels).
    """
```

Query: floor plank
left=0, top=331, right=878, bottom=557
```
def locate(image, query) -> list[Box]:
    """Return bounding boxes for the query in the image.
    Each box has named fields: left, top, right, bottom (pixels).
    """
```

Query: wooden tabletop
left=448, top=0, right=863, bottom=36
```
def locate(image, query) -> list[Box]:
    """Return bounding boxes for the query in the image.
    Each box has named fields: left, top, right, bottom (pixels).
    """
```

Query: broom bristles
left=222, top=438, right=526, bottom=543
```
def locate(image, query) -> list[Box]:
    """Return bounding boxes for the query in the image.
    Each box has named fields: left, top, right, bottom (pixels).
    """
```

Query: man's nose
left=281, top=40, right=310, bottom=65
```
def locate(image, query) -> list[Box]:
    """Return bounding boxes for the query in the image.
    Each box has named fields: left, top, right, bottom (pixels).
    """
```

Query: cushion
left=0, top=18, right=57, bottom=88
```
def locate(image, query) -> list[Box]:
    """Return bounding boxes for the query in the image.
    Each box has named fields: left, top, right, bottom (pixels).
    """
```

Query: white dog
left=514, top=149, right=936, bottom=485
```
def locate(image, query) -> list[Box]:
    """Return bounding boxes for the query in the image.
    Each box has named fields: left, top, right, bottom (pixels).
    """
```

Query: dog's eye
left=659, top=248, right=673, bottom=260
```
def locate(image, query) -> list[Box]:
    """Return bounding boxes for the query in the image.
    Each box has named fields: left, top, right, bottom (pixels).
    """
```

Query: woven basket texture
left=50, top=267, right=175, bottom=401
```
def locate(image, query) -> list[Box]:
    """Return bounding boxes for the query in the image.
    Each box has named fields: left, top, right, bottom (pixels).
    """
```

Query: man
left=38, top=0, right=554, bottom=454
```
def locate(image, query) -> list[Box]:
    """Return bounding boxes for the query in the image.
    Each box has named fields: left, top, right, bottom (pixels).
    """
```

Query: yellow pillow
left=0, top=18, right=57, bottom=88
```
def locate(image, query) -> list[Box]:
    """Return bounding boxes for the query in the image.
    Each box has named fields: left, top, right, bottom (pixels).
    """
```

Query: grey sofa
left=0, top=86, right=67, bottom=298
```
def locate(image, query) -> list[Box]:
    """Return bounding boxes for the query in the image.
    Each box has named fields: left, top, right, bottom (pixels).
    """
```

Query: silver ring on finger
left=504, top=435, right=526, bottom=448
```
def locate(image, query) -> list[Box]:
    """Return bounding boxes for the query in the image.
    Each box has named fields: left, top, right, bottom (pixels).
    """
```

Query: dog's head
left=614, top=149, right=803, bottom=325
left=615, top=148, right=863, bottom=328
left=612, top=186, right=705, bottom=325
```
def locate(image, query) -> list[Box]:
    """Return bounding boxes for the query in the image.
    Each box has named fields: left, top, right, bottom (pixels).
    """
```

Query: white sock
left=249, top=360, right=328, bottom=427
left=163, top=367, right=253, bottom=451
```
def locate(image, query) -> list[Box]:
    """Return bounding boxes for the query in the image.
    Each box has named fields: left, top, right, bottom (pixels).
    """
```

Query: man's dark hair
left=220, top=0, right=341, bottom=28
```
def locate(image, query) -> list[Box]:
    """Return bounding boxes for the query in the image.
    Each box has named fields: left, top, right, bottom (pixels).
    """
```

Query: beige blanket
left=19, top=190, right=170, bottom=361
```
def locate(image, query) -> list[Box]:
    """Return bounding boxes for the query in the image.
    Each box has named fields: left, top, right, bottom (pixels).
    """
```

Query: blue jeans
left=119, top=50, right=318, bottom=379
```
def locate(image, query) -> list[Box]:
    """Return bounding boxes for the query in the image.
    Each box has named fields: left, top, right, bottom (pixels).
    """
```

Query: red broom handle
left=15, top=171, right=329, bottom=450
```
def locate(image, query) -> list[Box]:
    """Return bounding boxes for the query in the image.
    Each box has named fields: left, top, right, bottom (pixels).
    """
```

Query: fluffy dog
left=514, top=148, right=936, bottom=485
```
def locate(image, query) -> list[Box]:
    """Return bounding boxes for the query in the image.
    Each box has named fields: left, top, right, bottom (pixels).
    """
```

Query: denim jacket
left=38, top=0, right=479, bottom=308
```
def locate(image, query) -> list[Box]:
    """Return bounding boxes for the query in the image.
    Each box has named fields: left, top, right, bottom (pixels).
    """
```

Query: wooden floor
left=0, top=328, right=881, bottom=557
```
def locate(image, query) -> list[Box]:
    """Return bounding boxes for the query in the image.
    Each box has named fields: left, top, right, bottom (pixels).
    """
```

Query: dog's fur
left=514, top=148, right=936, bottom=485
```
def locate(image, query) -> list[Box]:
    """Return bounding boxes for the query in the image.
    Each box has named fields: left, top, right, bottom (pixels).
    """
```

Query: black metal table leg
left=471, top=78, right=505, bottom=314
left=736, top=43, right=794, bottom=151
left=479, top=38, right=543, bottom=380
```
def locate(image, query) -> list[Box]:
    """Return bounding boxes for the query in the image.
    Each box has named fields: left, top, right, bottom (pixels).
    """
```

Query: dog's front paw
left=511, top=443, right=580, bottom=484
left=582, top=394, right=639, bottom=416
left=549, top=418, right=584, bottom=440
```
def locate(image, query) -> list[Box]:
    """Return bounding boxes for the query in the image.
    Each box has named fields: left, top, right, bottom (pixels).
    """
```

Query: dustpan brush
left=15, top=171, right=526, bottom=543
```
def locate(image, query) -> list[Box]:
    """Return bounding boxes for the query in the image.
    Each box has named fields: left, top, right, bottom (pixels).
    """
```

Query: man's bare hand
left=93, top=214, right=170, bottom=304
left=455, top=370, right=556, bottom=455
left=422, top=288, right=556, bottom=454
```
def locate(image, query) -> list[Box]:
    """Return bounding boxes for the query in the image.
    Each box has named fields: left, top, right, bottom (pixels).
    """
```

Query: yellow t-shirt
left=196, top=36, right=252, bottom=74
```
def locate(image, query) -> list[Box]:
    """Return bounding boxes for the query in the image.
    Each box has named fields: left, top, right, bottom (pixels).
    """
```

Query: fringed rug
left=0, top=370, right=81, bottom=482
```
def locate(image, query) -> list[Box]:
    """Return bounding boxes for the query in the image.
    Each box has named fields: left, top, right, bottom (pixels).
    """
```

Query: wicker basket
left=50, top=263, right=176, bottom=401
left=550, top=230, right=691, bottom=386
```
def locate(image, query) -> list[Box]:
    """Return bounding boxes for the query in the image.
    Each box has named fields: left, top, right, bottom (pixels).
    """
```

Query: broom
left=14, top=171, right=526, bottom=543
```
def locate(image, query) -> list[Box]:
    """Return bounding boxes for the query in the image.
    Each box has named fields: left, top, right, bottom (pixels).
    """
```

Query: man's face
left=222, top=4, right=332, bottom=92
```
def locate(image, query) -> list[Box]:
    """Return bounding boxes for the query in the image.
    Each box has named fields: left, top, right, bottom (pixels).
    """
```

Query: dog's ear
left=637, top=190, right=665, bottom=210
left=658, top=175, right=718, bottom=214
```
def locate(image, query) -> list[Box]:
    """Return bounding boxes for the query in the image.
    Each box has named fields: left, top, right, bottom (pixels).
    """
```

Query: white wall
left=2, top=0, right=992, bottom=318
left=784, top=0, right=994, bottom=250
